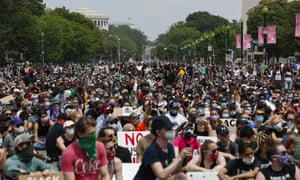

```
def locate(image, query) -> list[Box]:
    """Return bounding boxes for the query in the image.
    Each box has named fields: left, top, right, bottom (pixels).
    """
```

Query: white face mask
left=41, top=116, right=49, bottom=122
left=14, top=126, right=25, bottom=134
left=66, top=128, right=74, bottom=135
left=242, top=156, right=255, bottom=165
left=164, top=130, right=176, bottom=140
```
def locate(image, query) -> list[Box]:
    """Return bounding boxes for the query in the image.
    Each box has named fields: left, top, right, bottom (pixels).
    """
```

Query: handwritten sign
left=19, top=172, right=64, bottom=180
left=220, top=118, right=237, bottom=135
left=187, top=172, right=219, bottom=180
left=196, top=136, right=217, bottom=145
left=117, top=131, right=150, bottom=163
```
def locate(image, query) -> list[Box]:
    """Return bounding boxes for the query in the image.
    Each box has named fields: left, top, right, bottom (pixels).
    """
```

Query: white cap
left=63, top=120, right=74, bottom=128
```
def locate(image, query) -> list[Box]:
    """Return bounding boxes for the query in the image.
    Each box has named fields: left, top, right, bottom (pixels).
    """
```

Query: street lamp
left=262, top=6, right=269, bottom=65
left=226, top=25, right=230, bottom=63
left=211, top=33, right=215, bottom=65
left=118, top=38, right=121, bottom=63
left=41, top=32, right=45, bottom=69
left=205, top=35, right=209, bottom=64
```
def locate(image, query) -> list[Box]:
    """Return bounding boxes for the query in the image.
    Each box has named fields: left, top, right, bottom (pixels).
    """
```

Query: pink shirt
left=61, top=141, right=108, bottom=180
left=173, top=135, right=200, bottom=153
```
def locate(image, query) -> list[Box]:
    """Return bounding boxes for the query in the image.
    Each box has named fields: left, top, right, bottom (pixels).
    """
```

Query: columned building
left=76, top=8, right=109, bottom=30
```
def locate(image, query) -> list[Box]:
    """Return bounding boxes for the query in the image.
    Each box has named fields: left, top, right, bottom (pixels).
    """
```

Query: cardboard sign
left=0, top=95, right=15, bottom=105
left=19, top=172, right=64, bottom=180
left=220, top=118, right=237, bottom=135
left=187, top=172, right=218, bottom=180
left=196, top=136, right=217, bottom=145
left=112, top=163, right=140, bottom=180
left=117, top=131, right=150, bottom=163
left=113, top=107, right=133, bottom=117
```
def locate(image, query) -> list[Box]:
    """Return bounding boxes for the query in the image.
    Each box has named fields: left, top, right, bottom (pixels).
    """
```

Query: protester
left=99, top=136, right=123, bottom=180
left=256, top=142, right=300, bottom=180
left=33, top=109, right=53, bottom=150
left=187, top=139, right=226, bottom=172
left=5, top=133, right=57, bottom=177
left=134, top=116, right=192, bottom=180
left=61, top=116, right=110, bottom=180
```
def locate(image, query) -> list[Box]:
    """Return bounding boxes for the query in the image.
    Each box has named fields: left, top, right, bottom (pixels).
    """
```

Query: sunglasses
left=109, top=120, right=118, bottom=124
left=5, top=113, right=12, bottom=117
left=66, top=125, right=74, bottom=129
left=204, top=149, right=217, bottom=154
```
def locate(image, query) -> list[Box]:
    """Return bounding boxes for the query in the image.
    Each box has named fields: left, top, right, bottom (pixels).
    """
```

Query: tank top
left=37, top=121, right=50, bottom=137
left=292, top=134, right=300, bottom=167
left=260, top=164, right=295, bottom=180
left=199, top=154, right=217, bottom=169
left=62, top=135, right=76, bottom=147
left=275, top=71, right=281, bottom=80
left=108, top=159, right=115, bottom=177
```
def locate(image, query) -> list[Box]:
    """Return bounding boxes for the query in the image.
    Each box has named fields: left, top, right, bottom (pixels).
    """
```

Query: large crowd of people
left=0, top=61, right=300, bottom=179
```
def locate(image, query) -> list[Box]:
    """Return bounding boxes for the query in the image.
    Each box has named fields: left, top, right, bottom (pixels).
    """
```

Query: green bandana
left=78, top=133, right=97, bottom=159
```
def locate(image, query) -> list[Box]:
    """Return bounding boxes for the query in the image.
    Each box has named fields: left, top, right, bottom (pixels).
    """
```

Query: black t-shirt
left=225, top=158, right=259, bottom=177
left=134, top=142, right=175, bottom=180
left=116, top=145, right=132, bottom=163
left=217, top=141, right=238, bottom=159
left=255, top=152, right=271, bottom=169
left=260, top=164, right=295, bottom=180
left=45, top=123, right=64, bottom=158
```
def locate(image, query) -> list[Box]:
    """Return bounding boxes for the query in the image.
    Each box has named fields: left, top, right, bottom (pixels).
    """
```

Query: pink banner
left=236, top=34, right=241, bottom=48
left=244, top=34, right=252, bottom=49
left=295, top=13, right=300, bottom=37
left=267, top=26, right=276, bottom=44
left=258, top=26, right=264, bottom=44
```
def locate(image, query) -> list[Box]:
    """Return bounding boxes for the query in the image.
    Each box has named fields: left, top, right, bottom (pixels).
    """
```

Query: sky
left=43, top=0, right=242, bottom=41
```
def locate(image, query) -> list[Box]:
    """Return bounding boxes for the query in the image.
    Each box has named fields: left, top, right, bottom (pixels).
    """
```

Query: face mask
left=17, top=144, right=34, bottom=162
left=221, top=103, right=227, bottom=108
left=45, top=101, right=51, bottom=106
left=109, top=123, right=118, bottom=130
left=78, top=133, right=97, bottom=159
left=210, top=115, right=219, bottom=121
left=278, top=153, right=289, bottom=166
left=14, top=126, right=25, bottom=134
left=0, top=126, right=9, bottom=133
left=107, top=150, right=115, bottom=161
left=41, top=116, right=49, bottom=122
left=256, top=115, right=264, bottom=123
left=66, top=128, right=74, bottom=135
left=184, top=129, right=193, bottom=140
left=170, top=110, right=178, bottom=116
left=230, top=111, right=236, bottom=117
left=274, top=122, right=282, bottom=130
left=210, top=151, right=219, bottom=160
left=211, top=103, right=218, bottom=108
left=222, top=114, right=229, bottom=118
left=164, top=130, right=175, bottom=140
left=242, top=156, right=255, bottom=165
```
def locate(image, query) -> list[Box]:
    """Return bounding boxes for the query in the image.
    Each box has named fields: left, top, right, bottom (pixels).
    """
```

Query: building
left=76, top=8, right=109, bottom=30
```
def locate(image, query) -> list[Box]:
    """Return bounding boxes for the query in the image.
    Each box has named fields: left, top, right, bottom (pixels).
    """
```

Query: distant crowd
left=0, top=61, right=300, bottom=179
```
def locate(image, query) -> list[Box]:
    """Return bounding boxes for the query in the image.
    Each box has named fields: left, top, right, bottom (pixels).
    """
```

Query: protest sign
left=187, top=172, right=218, bottom=180
left=196, top=136, right=217, bottom=145
left=19, top=172, right=64, bottom=180
left=117, top=131, right=150, bottom=163
left=220, top=118, right=237, bottom=135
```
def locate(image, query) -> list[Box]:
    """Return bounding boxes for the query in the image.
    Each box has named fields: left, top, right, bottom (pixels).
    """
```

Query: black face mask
left=170, top=109, right=178, bottom=116
left=17, top=144, right=34, bottom=162
left=0, top=126, right=9, bottom=134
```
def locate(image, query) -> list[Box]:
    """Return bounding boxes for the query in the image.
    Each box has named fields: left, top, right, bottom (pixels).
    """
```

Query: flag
left=295, top=13, right=300, bottom=37
left=267, top=26, right=276, bottom=44
left=236, top=34, right=241, bottom=48
left=244, top=34, right=252, bottom=49
left=258, top=26, right=264, bottom=44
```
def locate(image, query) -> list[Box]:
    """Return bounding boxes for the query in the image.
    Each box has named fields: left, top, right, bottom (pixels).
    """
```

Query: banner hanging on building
left=295, top=13, right=300, bottom=37
left=267, top=26, right=276, bottom=44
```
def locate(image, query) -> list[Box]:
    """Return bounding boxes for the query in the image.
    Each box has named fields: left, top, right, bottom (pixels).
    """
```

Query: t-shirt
left=45, top=123, right=64, bottom=159
left=225, top=158, right=259, bottom=177
left=260, top=164, right=295, bottom=180
left=173, top=135, right=200, bottom=161
left=134, top=142, right=175, bottom=180
left=61, top=141, right=108, bottom=180
left=5, top=156, right=57, bottom=172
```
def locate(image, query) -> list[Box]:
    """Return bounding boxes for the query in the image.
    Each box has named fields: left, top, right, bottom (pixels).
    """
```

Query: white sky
left=43, top=0, right=242, bottom=41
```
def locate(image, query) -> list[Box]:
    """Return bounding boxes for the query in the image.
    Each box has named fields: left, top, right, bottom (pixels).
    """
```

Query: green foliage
left=185, top=11, right=229, bottom=33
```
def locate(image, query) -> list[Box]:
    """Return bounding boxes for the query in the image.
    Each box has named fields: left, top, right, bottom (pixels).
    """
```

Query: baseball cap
left=14, top=133, right=33, bottom=147
left=151, top=116, right=174, bottom=132
left=63, top=120, right=74, bottom=128
left=11, top=117, right=23, bottom=125
left=216, top=125, right=229, bottom=135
